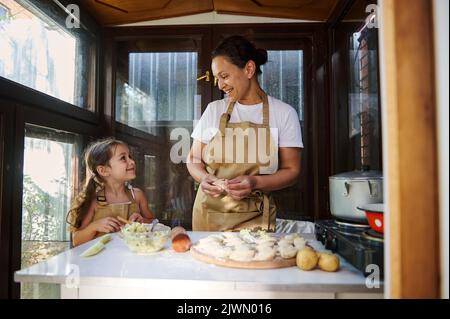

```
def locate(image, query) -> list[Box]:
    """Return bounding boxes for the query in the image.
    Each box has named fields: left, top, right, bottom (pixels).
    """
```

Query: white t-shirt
left=191, top=96, right=304, bottom=149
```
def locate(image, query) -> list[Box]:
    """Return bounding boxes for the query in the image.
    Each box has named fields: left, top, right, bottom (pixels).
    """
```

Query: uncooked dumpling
left=294, top=237, right=306, bottom=250
left=224, top=236, right=245, bottom=247
left=229, top=247, right=255, bottom=262
left=254, top=247, right=276, bottom=261
left=198, top=237, right=222, bottom=246
left=278, top=239, right=292, bottom=247
left=256, top=241, right=275, bottom=249
left=210, top=246, right=233, bottom=259
left=198, top=243, right=222, bottom=254
left=278, top=244, right=298, bottom=259
left=284, top=233, right=300, bottom=241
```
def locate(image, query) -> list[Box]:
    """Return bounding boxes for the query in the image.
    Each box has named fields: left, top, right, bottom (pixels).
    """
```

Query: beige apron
left=92, top=185, right=140, bottom=237
left=192, top=92, right=278, bottom=232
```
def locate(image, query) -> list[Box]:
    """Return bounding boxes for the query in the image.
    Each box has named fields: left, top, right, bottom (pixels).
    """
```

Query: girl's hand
left=91, top=217, right=122, bottom=233
left=201, top=174, right=226, bottom=198
left=128, top=213, right=144, bottom=223
left=226, top=175, right=256, bottom=201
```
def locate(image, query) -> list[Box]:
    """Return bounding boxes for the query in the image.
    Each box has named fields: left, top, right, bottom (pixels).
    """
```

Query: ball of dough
left=224, top=236, right=244, bottom=247
left=293, top=237, right=306, bottom=250
left=213, top=178, right=227, bottom=191
left=210, top=246, right=233, bottom=259
left=318, top=252, right=340, bottom=272
left=277, top=239, right=292, bottom=247
left=255, top=236, right=277, bottom=245
left=197, top=241, right=223, bottom=254
left=254, top=247, right=276, bottom=261
left=278, top=244, right=298, bottom=259
left=256, top=241, right=275, bottom=250
left=296, top=247, right=319, bottom=271
left=284, top=233, right=300, bottom=242
left=229, top=247, right=255, bottom=262
left=198, top=237, right=222, bottom=246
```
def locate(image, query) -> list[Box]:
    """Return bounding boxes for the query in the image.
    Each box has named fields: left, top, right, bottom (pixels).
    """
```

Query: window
left=115, top=34, right=206, bottom=229
left=259, top=49, right=307, bottom=219
left=0, top=0, right=96, bottom=108
left=116, top=52, right=199, bottom=134
left=21, top=124, right=81, bottom=299
left=260, top=50, right=304, bottom=121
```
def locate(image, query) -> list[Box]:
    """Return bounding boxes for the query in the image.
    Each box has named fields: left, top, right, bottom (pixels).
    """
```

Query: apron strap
left=126, top=183, right=136, bottom=201
left=219, top=112, right=231, bottom=136
left=96, top=185, right=137, bottom=206
left=219, top=99, right=236, bottom=135
left=219, top=90, right=270, bottom=135
left=261, top=92, right=270, bottom=128
left=96, top=188, right=107, bottom=205
left=258, top=92, right=272, bottom=157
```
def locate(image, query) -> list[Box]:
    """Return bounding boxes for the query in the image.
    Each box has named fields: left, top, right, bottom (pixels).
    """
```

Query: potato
left=318, top=252, right=340, bottom=272
left=296, top=247, right=319, bottom=271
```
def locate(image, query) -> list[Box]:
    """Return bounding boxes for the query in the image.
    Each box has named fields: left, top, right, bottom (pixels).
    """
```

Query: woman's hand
left=128, top=213, right=144, bottom=223
left=90, top=217, right=122, bottom=233
left=226, top=175, right=256, bottom=201
left=201, top=173, right=226, bottom=198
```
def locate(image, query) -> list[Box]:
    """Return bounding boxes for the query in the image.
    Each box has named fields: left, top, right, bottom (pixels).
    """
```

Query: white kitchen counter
left=14, top=231, right=384, bottom=299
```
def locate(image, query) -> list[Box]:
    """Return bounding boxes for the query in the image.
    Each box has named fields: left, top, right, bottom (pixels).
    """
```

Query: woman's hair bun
left=212, top=35, right=268, bottom=75
left=255, top=48, right=268, bottom=66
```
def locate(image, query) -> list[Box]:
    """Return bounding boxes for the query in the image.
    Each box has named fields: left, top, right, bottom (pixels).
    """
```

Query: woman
left=187, top=35, right=303, bottom=232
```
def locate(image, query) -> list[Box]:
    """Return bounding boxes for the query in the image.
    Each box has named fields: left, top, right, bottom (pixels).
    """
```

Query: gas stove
left=315, top=220, right=384, bottom=277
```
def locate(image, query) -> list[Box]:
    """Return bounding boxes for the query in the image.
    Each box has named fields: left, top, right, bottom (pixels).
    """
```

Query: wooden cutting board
left=190, top=245, right=297, bottom=269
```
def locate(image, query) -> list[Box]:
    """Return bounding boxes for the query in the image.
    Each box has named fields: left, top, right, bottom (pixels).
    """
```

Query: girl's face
left=103, top=144, right=136, bottom=182
left=212, top=56, right=254, bottom=102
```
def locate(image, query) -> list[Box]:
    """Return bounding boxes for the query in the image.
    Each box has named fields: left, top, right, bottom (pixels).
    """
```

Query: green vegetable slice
left=99, top=234, right=112, bottom=245
left=81, top=242, right=105, bottom=257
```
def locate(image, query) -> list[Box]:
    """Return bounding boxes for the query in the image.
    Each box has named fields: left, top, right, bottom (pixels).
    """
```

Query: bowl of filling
left=121, top=222, right=171, bottom=254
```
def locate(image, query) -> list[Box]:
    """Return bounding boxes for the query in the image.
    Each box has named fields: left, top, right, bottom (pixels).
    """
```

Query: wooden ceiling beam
left=326, top=0, right=355, bottom=26
left=81, top=0, right=339, bottom=25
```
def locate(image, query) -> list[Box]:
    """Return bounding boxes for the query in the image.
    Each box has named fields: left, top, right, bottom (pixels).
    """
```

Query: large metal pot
left=329, top=170, right=383, bottom=223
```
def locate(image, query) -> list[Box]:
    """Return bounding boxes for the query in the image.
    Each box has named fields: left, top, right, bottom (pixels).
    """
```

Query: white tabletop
left=15, top=231, right=383, bottom=294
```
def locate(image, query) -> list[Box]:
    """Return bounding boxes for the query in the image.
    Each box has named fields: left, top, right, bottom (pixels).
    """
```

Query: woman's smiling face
left=212, top=55, right=252, bottom=102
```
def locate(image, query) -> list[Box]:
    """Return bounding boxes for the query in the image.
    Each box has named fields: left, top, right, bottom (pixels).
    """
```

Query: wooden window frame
left=0, top=1, right=101, bottom=299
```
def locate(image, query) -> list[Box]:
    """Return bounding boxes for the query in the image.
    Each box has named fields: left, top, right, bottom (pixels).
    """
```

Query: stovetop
left=315, top=220, right=384, bottom=277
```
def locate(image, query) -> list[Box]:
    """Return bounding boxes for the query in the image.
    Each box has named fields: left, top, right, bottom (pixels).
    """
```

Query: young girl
left=67, top=138, right=154, bottom=246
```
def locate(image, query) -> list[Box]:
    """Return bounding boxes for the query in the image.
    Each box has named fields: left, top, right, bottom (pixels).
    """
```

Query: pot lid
left=329, top=170, right=383, bottom=180
left=357, top=203, right=385, bottom=213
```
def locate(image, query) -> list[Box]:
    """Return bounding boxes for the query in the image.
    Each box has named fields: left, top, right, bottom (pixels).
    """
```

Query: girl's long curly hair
left=67, top=138, right=127, bottom=232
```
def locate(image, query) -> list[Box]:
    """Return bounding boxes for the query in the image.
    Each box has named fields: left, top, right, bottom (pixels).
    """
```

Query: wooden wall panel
left=380, top=0, right=440, bottom=298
